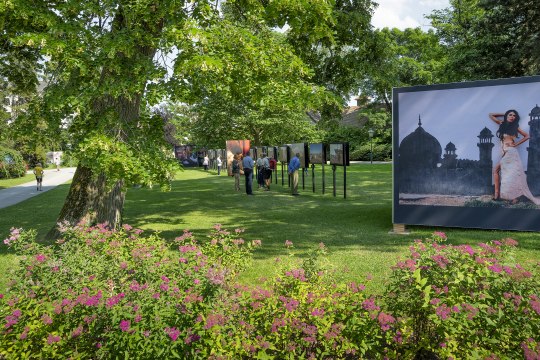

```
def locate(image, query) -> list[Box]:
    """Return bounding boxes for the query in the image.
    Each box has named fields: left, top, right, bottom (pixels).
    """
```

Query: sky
left=347, top=0, right=450, bottom=104
left=397, top=80, right=540, bottom=167
left=371, top=0, right=450, bottom=30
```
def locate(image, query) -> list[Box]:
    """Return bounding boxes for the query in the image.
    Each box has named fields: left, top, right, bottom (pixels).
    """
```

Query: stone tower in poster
left=527, top=104, right=540, bottom=195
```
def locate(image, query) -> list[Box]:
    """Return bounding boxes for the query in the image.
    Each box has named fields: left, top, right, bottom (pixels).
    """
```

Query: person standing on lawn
left=216, top=155, right=223, bottom=175
left=242, top=151, right=255, bottom=195
left=288, top=153, right=301, bottom=195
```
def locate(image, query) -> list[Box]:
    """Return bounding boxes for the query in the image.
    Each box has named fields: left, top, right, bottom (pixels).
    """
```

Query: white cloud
left=372, top=0, right=449, bottom=30
left=372, top=12, right=421, bottom=30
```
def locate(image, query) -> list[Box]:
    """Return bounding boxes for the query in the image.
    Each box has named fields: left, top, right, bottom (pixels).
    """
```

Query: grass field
left=1, top=163, right=539, bottom=292
left=0, top=173, right=34, bottom=190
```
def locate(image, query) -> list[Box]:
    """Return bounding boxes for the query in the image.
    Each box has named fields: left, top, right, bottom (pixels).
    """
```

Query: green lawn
left=1, top=164, right=539, bottom=292
left=0, top=173, right=34, bottom=190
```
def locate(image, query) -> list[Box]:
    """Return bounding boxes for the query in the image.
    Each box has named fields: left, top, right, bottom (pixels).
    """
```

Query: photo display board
left=250, top=148, right=257, bottom=160
left=278, top=145, right=290, bottom=163
left=174, top=145, right=199, bottom=167
left=393, top=75, right=540, bottom=231
left=309, top=143, right=327, bottom=164
left=329, top=143, right=349, bottom=166
left=290, top=143, right=309, bottom=168
left=226, top=140, right=251, bottom=172
left=267, top=146, right=277, bottom=160
left=257, top=146, right=266, bottom=159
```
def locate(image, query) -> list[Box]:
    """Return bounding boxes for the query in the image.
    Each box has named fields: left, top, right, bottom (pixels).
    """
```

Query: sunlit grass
left=0, top=173, right=33, bottom=190
left=1, top=164, right=539, bottom=293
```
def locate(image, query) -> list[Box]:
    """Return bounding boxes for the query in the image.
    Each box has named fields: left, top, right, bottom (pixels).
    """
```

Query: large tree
left=429, top=0, right=540, bottom=80
left=359, top=27, right=448, bottom=112
left=3, top=0, right=341, bottom=237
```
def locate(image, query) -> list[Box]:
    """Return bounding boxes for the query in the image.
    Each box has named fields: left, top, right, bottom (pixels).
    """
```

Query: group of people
left=203, top=155, right=223, bottom=175
left=230, top=152, right=300, bottom=196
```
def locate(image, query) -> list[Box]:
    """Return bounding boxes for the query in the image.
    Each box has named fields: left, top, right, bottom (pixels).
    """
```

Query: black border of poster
left=393, top=75, right=540, bottom=231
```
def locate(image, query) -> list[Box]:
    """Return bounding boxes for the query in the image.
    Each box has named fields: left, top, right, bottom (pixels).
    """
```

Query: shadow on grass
left=1, top=165, right=540, bottom=288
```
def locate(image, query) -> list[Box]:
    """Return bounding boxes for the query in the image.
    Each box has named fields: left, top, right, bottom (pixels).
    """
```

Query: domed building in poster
left=398, top=116, right=494, bottom=196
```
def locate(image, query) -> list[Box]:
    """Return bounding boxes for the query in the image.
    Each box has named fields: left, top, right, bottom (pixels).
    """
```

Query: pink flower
left=488, top=264, right=503, bottom=273
left=165, top=327, right=180, bottom=341
left=71, top=326, right=83, bottom=338
left=193, top=279, right=200, bottom=285
left=35, top=254, right=47, bottom=263
left=252, top=239, right=262, bottom=247
left=530, top=295, right=540, bottom=315
left=362, top=297, right=380, bottom=311
left=47, top=334, right=61, bottom=344
left=119, top=320, right=131, bottom=332
left=433, top=231, right=447, bottom=240
left=502, top=238, right=518, bottom=247
left=285, top=240, right=293, bottom=248
left=122, top=224, right=133, bottom=231
left=378, top=312, right=396, bottom=331
left=41, top=314, right=53, bottom=325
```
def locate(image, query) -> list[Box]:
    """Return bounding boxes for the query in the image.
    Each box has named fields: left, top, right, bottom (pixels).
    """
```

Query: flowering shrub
left=189, top=241, right=389, bottom=359
left=0, top=223, right=260, bottom=359
left=384, top=232, right=540, bottom=359
left=1, top=226, right=539, bottom=359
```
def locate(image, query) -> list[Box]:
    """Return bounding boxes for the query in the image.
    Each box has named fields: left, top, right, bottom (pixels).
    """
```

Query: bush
left=383, top=232, right=540, bottom=359
left=1, top=228, right=538, bottom=359
left=0, top=146, right=26, bottom=179
left=350, top=143, right=392, bottom=162
left=191, top=242, right=388, bottom=359
left=0, top=223, right=260, bottom=359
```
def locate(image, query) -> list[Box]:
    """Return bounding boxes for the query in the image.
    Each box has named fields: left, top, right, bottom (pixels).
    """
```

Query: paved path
left=0, top=167, right=77, bottom=210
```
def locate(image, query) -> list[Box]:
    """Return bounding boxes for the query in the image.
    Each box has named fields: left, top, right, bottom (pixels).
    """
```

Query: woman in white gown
left=490, top=109, right=540, bottom=205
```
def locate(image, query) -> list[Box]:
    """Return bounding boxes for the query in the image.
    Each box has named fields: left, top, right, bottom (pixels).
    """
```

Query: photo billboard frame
left=309, top=143, right=327, bottom=164
left=329, top=143, right=349, bottom=166
left=226, top=140, right=251, bottom=174
left=393, top=75, right=540, bottom=231
left=267, top=146, right=277, bottom=160
left=174, top=145, right=199, bottom=167
left=289, top=143, right=309, bottom=168
left=278, top=145, right=290, bottom=163
left=256, top=146, right=266, bottom=159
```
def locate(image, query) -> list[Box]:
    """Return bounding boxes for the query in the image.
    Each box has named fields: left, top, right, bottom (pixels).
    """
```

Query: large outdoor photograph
left=394, top=76, right=540, bottom=231
left=309, top=143, right=326, bottom=165
left=290, top=143, right=308, bottom=168
left=226, top=140, right=251, bottom=174
left=278, top=145, right=289, bottom=163
left=329, top=143, right=349, bottom=166
left=174, top=145, right=199, bottom=167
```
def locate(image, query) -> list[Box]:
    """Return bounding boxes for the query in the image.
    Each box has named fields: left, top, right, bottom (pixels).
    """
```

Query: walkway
left=0, top=167, right=77, bottom=210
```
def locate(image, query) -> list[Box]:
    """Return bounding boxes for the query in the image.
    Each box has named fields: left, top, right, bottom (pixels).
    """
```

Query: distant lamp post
left=368, top=128, right=374, bottom=164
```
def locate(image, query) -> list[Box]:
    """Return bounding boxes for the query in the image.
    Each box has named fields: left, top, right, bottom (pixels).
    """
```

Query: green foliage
left=174, top=21, right=337, bottom=147
left=0, top=145, right=26, bottom=179
left=429, top=0, right=540, bottom=79
left=360, top=27, right=448, bottom=107
left=384, top=232, right=540, bottom=358
left=77, top=130, right=179, bottom=190
left=324, top=109, right=392, bottom=161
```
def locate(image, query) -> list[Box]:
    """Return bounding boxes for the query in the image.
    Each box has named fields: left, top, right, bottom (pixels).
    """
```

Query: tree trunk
left=45, top=166, right=125, bottom=240
left=46, top=6, right=160, bottom=240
